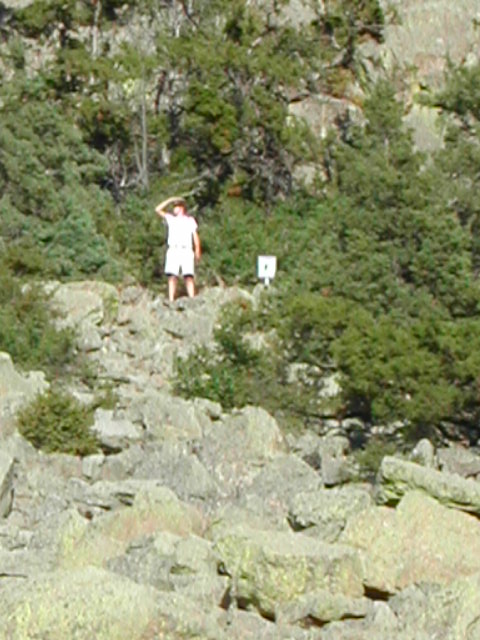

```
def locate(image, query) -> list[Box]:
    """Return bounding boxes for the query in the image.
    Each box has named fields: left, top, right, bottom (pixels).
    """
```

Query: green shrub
left=0, top=273, right=75, bottom=377
left=174, top=299, right=330, bottom=431
left=174, top=300, right=280, bottom=411
left=353, top=437, right=398, bottom=478
left=17, top=389, right=99, bottom=456
left=0, top=88, right=121, bottom=281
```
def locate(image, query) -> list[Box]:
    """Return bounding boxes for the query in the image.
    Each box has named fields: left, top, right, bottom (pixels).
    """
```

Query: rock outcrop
left=2, top=280, right=480, bottom=639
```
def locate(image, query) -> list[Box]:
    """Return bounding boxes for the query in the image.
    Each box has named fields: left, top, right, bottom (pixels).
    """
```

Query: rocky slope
left=1, top=281, right=480, bottom=639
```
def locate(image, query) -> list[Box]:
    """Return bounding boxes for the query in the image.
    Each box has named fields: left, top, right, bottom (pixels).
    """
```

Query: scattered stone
left=0, top=451, right=14, bottom=518
left=3, top=276, right=480, bottom=637
left=0, top=566, right=224, bottom=640
left=215, top=525, right=364, bottom=619
left=437, top=444, right=480, bottom=479
left=318, top=435, right=355, bottom=486
left=288, top=485, right=373, bottom=541
left=341, top=490, right=480, bottom=593
left=410, top=438, right=437, bottom=468
left=198, top=406, right=286, bottom=497
left=377, top=455, right=480, bottom=514
left=92, top=408, right=143, bottom=452
left=276, top=589, right=372, bottom=626
left=239, top=454, right=322, bottom=524
left=0, top=352, right=49, bottom=424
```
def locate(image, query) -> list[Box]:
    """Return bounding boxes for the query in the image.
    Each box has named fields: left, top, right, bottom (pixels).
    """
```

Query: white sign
left=257, top=255, right=277, bottom=286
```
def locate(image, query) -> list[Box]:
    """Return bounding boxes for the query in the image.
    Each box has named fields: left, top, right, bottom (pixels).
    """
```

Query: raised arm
left=155, top=196, right=182, bottom=218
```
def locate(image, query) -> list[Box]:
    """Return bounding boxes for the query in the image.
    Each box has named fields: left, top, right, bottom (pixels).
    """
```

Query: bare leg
left=168, top=276, right=177, bottom=301
left=185, top=276, right=195, bottom=298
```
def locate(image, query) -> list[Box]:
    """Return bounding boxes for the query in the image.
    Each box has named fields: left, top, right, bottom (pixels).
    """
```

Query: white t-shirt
left=164, top=213, right=198, bottom=249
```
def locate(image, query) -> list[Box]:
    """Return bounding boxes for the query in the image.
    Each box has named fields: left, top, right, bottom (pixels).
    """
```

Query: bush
left=0, top=87, right=121, bottom=281
left=174, top=300, right=281, bottom=411
left=173, top=298, right=332, bottom=431
left=17, top=389, right=99, bottom=456
left=353, top=437, right=398, bottom=478
left=0, top=272, right=75, bottom=377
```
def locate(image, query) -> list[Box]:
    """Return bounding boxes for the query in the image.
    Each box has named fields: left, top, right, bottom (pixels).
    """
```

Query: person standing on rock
left=155, top=196, right=201, bottom=302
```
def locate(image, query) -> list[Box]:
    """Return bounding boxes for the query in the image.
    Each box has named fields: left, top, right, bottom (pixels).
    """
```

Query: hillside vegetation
left=1, top=0, right=480, bottom=445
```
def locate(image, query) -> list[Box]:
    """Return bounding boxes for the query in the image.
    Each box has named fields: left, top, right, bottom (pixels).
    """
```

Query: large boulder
left=131, top=441, right=218, bottom=502
left=341, top=490, right=480, bottom=594
left=238, top=454, right=323, bottom=524
left=126, top=389, right=214, bottom=441
left=288, top=485, right=372, bottom=541
left=58, top=484, right=205, bottom=569
left=198, top=406, right=287, bottom=497
left=92, top=408, right=143, bottom=452
left=49, top=280, right=119, bottom=329
left=0, top=566, right=225, bottom=640
left=0, top=352, right=48, bottom=424
left=377, top=455, right=480, bottom=514
left=388, top=571, right=480, bottom=640
left=277, top=589, right=372, bottom=627
left=107, top=531, right=229, bottom=609
left=437, top=444, right=480, bottom=479
left=48, top=280, right=119, bottom=353
left=214, top=525, right=363, bottom=619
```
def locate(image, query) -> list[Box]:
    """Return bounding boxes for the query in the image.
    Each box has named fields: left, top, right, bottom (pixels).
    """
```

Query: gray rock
left=76, top=323, right=103, bottom=352
left=126, top=389, right=210, bottom=441
left=239, top=454, right=323, bottom=523
left=276, top=589, right=372, bottom=626
left=132, top=441, right=218, bottom=502
left=288, top=485, right=372, bottom=541
left=341, top=490, right=480, bottom=594
left=99, top=444, right=145, bottom=482
left=50, top=280, right=119, bottom=329
left=0, top=451, right=14, bottom=518
left=378, top=0, right=480, bottom=89
left=214, top=525, right=364, bottom=619
left=169, top=535, right=229, bottom=606
left=437, top=445, right=480, bottom=479
left=318, top=435, right=355, bottom=486
left=92, top=408, right=143, bottom=451
left=58, top=484, right=206, bottom=570
left=289, top=95, right=363, bottom=142
left=0, top=352, right=49, bottom=422
left=108, top=529, right=230, bottom=610
left=224, top=608, right=315, bottom=639
left=198, top=406, right=286, bottom=496
left=410, top=438, right=437, bottom=468
left=0, top=566, right=226, bottom=640
left=0, top=546, right=47, bottom=579
left=403, top=103, right=444, bottom=152
left=206, top=504, right=291, bottom=542
left=107, top=531, right=180, bottom=591
left=388, top=572, right=480, bottom=640
left=82, top=453, right=105, bottom=480
left=377, top=455, right=480, bottom=514
left=319, top=600, right=399, bottom=640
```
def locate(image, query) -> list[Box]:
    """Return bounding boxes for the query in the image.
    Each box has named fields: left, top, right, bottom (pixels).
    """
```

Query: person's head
left=173, top=198, right=187, bottom=215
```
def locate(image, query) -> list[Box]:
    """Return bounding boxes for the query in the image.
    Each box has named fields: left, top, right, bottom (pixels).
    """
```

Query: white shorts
left=164, top=247, right=195, bottom=277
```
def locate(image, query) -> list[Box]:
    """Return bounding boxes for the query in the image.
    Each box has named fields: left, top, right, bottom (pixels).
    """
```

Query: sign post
left=257, top=255, right=277, bottom=287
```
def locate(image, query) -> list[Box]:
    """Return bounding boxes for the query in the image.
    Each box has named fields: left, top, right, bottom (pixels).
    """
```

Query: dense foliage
left=175, top=81, right=480, bottom=442
left=0, top=272, right=75, bottom=377
left=17, top=388, right=99, bottom=456
left=1, top=1, right=480, bottom=446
